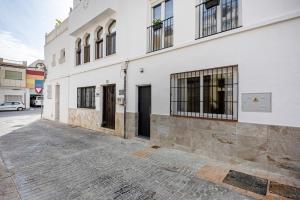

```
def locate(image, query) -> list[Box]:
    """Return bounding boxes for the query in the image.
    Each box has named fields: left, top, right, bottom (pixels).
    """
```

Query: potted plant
left=152, top=19, right=162, bottom=30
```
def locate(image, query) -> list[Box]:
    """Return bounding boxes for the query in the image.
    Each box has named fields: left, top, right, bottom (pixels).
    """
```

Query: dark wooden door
left=138, top=86, right=151, bottom=138
left=102, top=85, right=116, bottom=129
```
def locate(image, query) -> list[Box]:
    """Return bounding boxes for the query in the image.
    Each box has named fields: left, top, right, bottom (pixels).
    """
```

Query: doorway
left=138, top=86, right=151, bottom=138
left=102, top=84, right=116, bottom=129
left=55, top=85, right=60, bottom=121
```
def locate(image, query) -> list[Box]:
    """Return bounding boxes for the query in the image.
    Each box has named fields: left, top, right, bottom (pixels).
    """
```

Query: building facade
left=27, top=60, right=45, bottom=105
left=44, top=0, right=300, bottom=176
left=0, top=58, right=30, bottom=108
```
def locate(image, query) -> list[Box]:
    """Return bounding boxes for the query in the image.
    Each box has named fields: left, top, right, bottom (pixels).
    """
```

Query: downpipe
left=123, top=61, right=129, bottom=139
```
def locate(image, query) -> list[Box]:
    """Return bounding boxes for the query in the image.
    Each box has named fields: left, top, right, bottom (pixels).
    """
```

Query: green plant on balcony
left=152, top=19, right=162, bottom=30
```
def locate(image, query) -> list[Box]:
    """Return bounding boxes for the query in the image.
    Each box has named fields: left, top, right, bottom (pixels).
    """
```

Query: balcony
left=196, top=0, right=241, bottom=39
left=147, top=17, right=173, bottom=53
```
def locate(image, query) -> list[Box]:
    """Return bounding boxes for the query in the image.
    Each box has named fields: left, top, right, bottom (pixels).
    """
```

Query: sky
left=0, top=0, right=73, bottom=65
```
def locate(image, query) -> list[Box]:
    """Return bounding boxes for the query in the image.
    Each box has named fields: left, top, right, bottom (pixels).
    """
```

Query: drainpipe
left=123, top=61, right=129, bottom=139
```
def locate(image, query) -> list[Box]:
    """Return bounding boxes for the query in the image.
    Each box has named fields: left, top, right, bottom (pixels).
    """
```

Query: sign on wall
left=242, top=93, right=272, bottom=112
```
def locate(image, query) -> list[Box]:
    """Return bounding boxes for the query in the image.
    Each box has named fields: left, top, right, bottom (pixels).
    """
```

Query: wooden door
left=102, top=85, right=116, bottom=129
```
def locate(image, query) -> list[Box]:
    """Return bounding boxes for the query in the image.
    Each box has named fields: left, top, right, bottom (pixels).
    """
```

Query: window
left=95, top=28, right=104, bottom=59
left=106, top=20, right=116, bottom=56
left=170, top=66, right=238, bottom=120
left=148, top=1, right=173, bottom=52
left=165, top=0, right=173, bottom=19
left=76, top=39, right=81, bottom=66
left=5, top=70, right=22, bottom=80
left=47, top=85, right=52, bottom=99
left=196, top=0, right=241, bottom=39
left=202, top=6, right=217, bottom=37
left=153, top=4, right=161, bottom=20
left=221, top=0, right=239, bottom=31
left=51, top=54, right=56, bottom=67
left=77, top=86, right=95, bottom=109
left=59, top=48, right=66, bottom=64
left=84, top=34, right=90, bottom=63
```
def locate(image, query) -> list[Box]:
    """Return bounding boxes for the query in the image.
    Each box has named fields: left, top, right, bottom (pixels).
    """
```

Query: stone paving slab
left=0, top=120, right=255, bottom=200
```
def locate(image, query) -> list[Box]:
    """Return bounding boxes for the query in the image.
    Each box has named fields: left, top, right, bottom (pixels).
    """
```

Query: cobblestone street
left=0, top=118, right=255, bottom=200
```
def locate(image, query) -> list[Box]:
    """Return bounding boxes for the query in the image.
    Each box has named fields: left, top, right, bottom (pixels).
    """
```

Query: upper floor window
left=5, top=70, right=22, bottom=80
left=170, top=66, right=238, bottom=121
left=147, top=0, right=173, bottom=53
left=95, top=28, right=104, bottom=59
left=76, top=39, right=81, bottom=66
left=196, top=0, right=241, bottom=39
left=153, top=4, right=162, bottom=20
left=106, top=20, right=116, bottom=56
left=84, top=34, right=91, bottom=63
left=59, top=48, right=66, bottom=64
left=221, top=0, right=239, bottom=31
left=51, top=54, right=56, bottom=67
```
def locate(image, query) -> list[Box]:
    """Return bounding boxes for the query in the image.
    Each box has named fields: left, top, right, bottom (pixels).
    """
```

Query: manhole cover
left=269, top=181, right=300, bottom=199
left=223, top=170, right=268, bottom=195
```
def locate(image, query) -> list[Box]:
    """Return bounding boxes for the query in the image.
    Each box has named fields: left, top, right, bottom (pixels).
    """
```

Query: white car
left=0, top=101, right=26, bottom=111
left=31, top=96, right=43, bottom=107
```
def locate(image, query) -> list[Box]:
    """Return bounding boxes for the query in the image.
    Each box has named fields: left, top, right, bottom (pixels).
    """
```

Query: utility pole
left=34, top=63, right=47, bottom=119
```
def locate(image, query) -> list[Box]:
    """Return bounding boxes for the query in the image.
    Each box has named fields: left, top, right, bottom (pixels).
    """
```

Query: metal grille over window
left=170, top=66, right=238, bottom=120
left=77, top=86, right=95, bottom=109
left=196, top=0, right=240, bottom=39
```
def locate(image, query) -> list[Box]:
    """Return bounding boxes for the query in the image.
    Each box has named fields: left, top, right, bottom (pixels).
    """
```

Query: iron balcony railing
left=196, top=0, right=241, bottom=39
left=147, top=17, right=173, bottom=53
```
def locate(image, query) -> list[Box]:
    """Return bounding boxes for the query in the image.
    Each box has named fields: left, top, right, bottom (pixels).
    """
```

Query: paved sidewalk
left=0, top=120, right=255, bottom=200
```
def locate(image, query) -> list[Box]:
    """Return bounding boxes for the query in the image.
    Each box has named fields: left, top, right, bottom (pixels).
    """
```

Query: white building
left=0, top=58, right=30, bottom=108
left=44, top=0, right=300, bottom=175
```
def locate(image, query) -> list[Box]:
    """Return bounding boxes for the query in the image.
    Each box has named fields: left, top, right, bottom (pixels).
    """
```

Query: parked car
left=0, top=101, right=26, bottom=111
left=31, top=96, right=43, bottom=107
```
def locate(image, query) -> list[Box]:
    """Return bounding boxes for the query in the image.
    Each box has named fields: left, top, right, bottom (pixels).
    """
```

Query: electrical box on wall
left=117, top=97, right=125, bottom=105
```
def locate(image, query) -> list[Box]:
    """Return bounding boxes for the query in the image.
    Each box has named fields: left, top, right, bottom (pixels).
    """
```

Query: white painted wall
left=44, top=0, right=300, bottom=127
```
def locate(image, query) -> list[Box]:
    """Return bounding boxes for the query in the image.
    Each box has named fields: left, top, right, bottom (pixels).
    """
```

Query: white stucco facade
left=44, top=0, right=300, bottom=127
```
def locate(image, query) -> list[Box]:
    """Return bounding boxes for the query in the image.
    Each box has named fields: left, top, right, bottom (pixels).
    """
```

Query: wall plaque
left=242, top=93, right=272, bottom=112
left=119, top=90, right=124, bottom=95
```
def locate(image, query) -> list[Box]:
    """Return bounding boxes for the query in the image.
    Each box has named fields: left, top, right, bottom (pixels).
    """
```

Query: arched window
left=76, top=39, right=81, bottom=66
left=95, top=28, right=103, bottom=59
left=84, top=34, right=90, bottom=63
left=106, top=20, right=116, bottom=56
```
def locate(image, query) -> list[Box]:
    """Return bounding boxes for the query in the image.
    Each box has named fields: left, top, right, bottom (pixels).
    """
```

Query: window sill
left=74, top=54, right=117, bottom=67
left=77, top=107, right=96, bottom=110
left=170, top=114, right=238, bottom=122
left=195, top=26, right=242, bottom=40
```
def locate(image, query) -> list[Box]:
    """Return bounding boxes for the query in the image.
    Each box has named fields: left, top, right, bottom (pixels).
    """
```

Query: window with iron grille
left=170, top=66, right=238, bottom=120
left=77, top=86, right=95, bottom=109
left=196, top=0, right=241, bottom=39
left=147, top=0, right=173, bottom=53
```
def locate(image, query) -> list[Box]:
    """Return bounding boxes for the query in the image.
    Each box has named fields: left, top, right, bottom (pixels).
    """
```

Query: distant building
left=27, top=60, right=45, bottom=97
left=0, top=58, right=30, bottom=108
